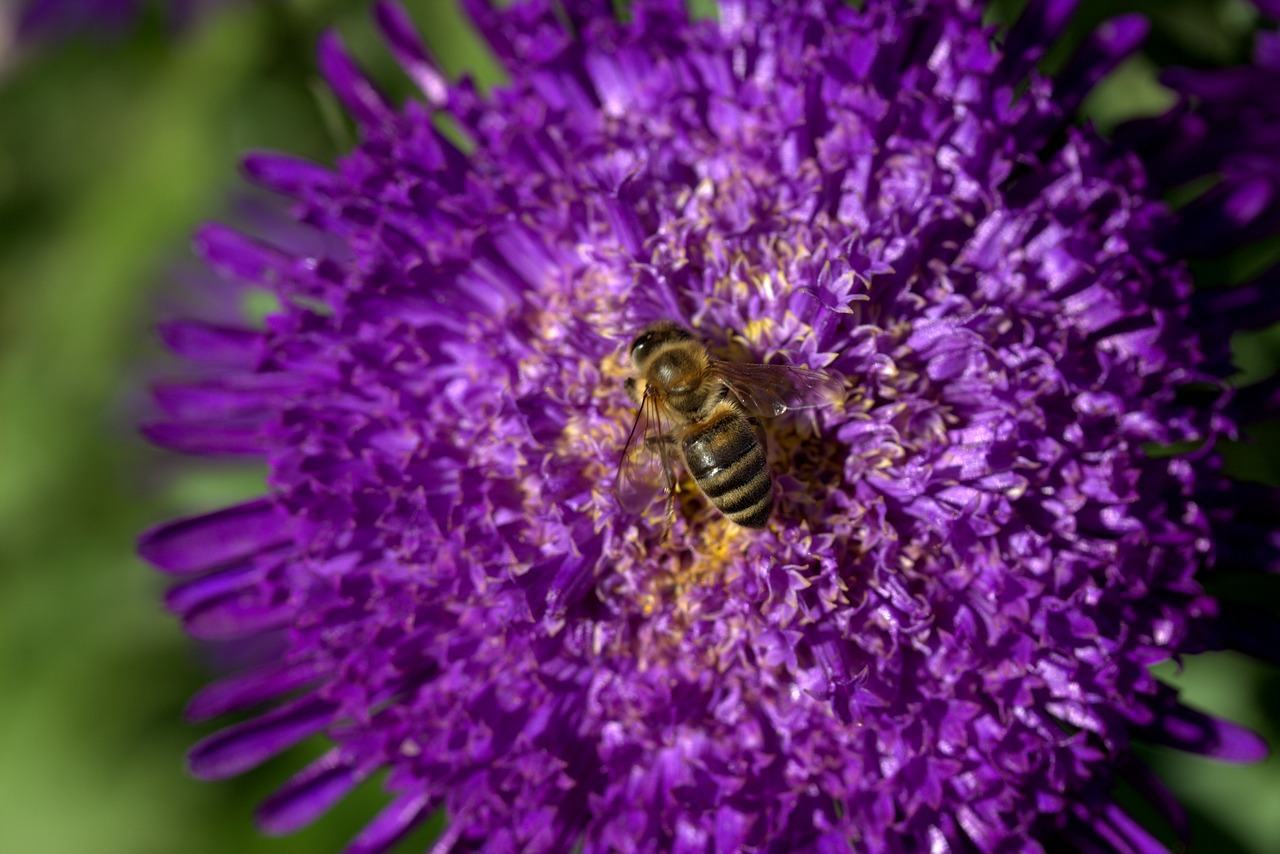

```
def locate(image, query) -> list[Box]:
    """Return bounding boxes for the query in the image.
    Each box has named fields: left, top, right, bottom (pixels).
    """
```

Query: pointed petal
left=318, top=30, right=396, bottom=129
left=138, top=499, right=291, bottom=575
left=373, top=1, right=449, bottom=107
left=1139, top=701, right=1269, bottom=763
left=258, top=751, right=368, bottom=835
left=1093, top=802, right=1171, bottom=854
left=344, top=791, right=434, bottom=854
left=157, top=320, right=264, bottom=369
left=180, top=582, right=297, bottom=641
left=152, top=374, right=311, bottom=421
left=243, top=152, right=340, bottom=199
left=194, top=223, right=296, bottom=290
left=140, top=420, right=267, bottom=456
left=188, top=694, right=340, bottom=780
left=164, top=559, right=266, bottom=620
left=186, top=658, right=330, bottom=722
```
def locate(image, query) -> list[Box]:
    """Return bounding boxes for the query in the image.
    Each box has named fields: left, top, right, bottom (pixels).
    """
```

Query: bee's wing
left=615, top=387, right=679, bottom=514
left=708, top=359, right=844, bottom=417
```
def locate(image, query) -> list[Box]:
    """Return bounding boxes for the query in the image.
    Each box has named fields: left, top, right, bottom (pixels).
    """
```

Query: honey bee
left=617, top=321, right=842, bottom=529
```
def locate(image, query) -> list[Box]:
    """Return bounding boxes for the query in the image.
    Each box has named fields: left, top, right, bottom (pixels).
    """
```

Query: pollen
left=661, top=516, right=749, bottom=600
left=743, top=317, right=775, bottom=346
left=597, top=350, right=630, bottom=381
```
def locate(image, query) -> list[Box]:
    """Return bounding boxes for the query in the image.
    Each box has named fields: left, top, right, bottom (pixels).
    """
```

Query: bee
left=617, top=321, right=842, bottom=529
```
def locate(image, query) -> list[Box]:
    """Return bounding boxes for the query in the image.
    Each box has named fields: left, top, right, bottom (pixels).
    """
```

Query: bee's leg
left=660, top=491, right=677, bottom=544
left=624, top=377, right=641, bottom=406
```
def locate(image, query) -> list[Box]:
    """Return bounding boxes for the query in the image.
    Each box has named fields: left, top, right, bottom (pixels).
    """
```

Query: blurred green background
left=1, top=1, right=1278, bottom=852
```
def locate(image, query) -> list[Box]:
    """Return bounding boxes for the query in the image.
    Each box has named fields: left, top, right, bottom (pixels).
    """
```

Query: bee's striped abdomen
left=681, top=410, right=773, bottom=528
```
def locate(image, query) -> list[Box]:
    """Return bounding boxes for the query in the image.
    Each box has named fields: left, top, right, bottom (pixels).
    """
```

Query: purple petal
left=164, top=559, right=267, bottom=619
left=152, top=374, right=310, bottom=421
left=138, top=499, right=291, bottom=575
left=156, top=320, right=263, bottom=369
left=140, top=420, right=266, bottom=456
left=344, top=791, right=434, bottom=854
left=318, top=30, right=396, bottom=129
left=373, top=0, right=449, bottom=107
left=193, top=223, right=295, bottom=290
left=180, top=582, right=296, bottom=641
left=17, top=0, right=137, bottom=41
left=557, top=0, right=617, bottom=32
left=1167, top=178, right=1280, bottom=256
left=1092, top=802, right=1171, bottom=854
left=1140, top=702, right=1269, bottom=763
left=242, top=152, right=340, bottom=199
left=188, top=694, right=340, bottom=780
left=459, top=0, right=518, bottom=62
left=258, top=751, right=368, bottom=835
left=186, top=658, right=330, bottom=722
left=999, top=0, right=1079, bottom=81
left=1052, top=15, right=1149, bottom=116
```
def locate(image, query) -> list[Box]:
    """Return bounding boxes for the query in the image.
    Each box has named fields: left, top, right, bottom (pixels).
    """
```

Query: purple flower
left=139, top=1, right=1280, bottom=851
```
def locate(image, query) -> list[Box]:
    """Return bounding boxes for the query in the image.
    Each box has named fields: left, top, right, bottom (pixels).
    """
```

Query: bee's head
left=629, top=321, right=693, bottom=369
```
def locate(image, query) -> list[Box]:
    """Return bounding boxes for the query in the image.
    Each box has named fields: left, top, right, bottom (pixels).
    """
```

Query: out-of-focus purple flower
left=138, top=1, right=1280, bottom=851
left=15, top=0, right=214, bottom=44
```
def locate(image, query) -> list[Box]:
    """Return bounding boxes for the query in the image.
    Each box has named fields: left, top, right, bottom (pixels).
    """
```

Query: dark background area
left=1, top=1, right=1277, bottom=851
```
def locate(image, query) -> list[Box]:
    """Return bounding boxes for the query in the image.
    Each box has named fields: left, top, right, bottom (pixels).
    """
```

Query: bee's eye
left=630, top=333, right=654, bottom=361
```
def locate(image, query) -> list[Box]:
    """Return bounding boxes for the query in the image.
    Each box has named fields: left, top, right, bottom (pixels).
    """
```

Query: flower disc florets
left=140, top=1, right=1269, bottom=851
